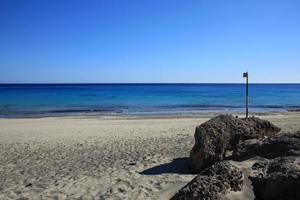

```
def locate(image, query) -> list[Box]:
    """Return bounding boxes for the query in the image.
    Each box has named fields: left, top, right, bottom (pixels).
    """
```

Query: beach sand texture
left=1, top=112, right=300, bottom=199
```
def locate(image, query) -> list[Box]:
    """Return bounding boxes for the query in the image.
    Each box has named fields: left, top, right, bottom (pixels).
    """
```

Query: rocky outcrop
left=172, top=115, right=300, bottom=200
left=233, top=132, right=300, bottom=160
left=171, top=161, right=243, bottom=200
left=189, top=115, right=280, bottom=172
left=249, top=156, right=300, bottom=200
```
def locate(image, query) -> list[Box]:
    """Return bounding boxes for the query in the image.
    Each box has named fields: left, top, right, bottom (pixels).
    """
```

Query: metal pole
left=246, top=72, right=249, bottom=118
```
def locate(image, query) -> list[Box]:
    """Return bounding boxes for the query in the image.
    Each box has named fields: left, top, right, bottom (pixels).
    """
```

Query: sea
left=0, top=84, right=299, bottom=117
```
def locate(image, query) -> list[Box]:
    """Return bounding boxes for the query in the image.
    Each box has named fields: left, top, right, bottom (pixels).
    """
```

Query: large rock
left=249, top=156, right=300, bottom=200
left=233, top=132, right=300, bottom=160
left=189, top=115, right=280, bottom=172
left=171, top=161, right=243, bottom=200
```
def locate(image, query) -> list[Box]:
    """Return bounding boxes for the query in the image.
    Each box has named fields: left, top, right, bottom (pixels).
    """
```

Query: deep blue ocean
left=0, top=84, right=299, bottom=117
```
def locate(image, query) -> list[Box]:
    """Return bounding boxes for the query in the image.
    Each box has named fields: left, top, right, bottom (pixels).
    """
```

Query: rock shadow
left=140, top=157, right=192, bottom=175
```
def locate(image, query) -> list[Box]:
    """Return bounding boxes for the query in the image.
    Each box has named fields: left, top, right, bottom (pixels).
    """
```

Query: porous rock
left=171, top=161, right=243, bottom=200
left=233, top=132, right=300, bottom=160
left=189, top=115, right=280, bottom=172
left=249, top=156, right=300, bottom=200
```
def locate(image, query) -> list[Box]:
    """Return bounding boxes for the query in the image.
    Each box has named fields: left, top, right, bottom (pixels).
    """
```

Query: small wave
left=80, top=93, right=97, bottom=97
left=155, top=104, right=242, bottom=109
left=49, top=108, right=113, bottom=113
left=1, top=104, right=300, bottom=118
left=0, top=108, right=123, bottom=118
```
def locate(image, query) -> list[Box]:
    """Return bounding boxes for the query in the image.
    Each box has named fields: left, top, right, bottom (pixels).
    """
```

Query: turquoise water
left=0, top=84, right=299, bottom=117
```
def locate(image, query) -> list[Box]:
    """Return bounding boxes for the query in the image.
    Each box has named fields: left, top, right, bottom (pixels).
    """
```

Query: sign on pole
left=243, top=72, right=249, bottom=118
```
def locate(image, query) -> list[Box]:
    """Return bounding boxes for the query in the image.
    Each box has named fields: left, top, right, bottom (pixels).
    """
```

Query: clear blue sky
left=0, top=0, right=299, bottom=83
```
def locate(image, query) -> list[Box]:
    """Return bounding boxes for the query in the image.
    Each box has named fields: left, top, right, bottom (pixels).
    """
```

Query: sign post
left=243, top=72, right=249, bottom=118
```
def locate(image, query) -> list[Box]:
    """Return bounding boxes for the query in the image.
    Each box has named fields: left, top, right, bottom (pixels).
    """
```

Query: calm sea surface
left=0, top=84, right=299, bottom=117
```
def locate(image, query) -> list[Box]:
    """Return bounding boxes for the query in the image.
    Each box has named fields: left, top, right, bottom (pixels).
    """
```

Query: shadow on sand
left=140, top=157, right=192, bottom=175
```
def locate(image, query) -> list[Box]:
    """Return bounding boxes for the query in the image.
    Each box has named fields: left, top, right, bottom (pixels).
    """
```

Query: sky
left=0, top=0, right=299, bottom=83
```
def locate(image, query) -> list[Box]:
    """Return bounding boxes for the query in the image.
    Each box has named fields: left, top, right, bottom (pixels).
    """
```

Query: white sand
left=0, top=112, right=300, bottom=199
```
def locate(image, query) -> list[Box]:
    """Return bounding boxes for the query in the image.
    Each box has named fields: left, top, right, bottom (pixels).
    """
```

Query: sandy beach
left=2, top=0, right=300, bottom=198
left=1, top=112, right=300, bottom=200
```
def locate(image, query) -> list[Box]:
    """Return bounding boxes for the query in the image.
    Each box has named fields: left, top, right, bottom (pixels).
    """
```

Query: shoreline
left=0, top=109, right=297, bottom=120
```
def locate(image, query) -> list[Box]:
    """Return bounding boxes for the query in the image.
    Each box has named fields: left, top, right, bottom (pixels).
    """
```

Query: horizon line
left=0, top=82, right=300, bottom=85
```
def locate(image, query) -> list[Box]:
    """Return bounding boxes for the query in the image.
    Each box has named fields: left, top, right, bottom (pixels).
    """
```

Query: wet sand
left=1, top=112, right=300, bottom=199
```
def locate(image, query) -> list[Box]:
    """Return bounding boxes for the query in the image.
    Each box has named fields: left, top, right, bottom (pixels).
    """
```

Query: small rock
left=128, top=162, right=136, bottom=166
left=25, top=183, right=32, bottom=187
left=171, top=161, right=243, bottom=200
